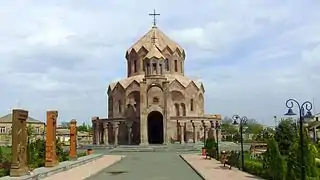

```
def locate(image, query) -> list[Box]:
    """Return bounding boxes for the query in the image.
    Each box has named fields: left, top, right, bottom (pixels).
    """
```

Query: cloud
left=0, top=0, right=319, bottom=125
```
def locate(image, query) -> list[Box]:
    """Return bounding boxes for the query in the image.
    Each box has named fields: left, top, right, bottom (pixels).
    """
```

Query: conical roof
left=144, top=44, right=165, bottom=59
left=127, top=26, right=184, bottom=56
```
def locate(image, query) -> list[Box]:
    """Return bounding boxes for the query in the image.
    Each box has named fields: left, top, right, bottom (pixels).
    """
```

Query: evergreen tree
left=275, top=118, right=297, bottom=155
left=264, top=138, right=286, bottom=180
left=286, top=128, right=318, bottom=179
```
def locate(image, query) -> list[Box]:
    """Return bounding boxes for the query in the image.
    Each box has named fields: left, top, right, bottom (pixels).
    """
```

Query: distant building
left=0, top=113, right=45, bottom=145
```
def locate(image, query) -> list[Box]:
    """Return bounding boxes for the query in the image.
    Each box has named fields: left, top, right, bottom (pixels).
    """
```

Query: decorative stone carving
left=69, top=119, right=77, bottom=160
left=10, top=109, right=28, bottom=177
left=45, top=110, right=59, bottom=167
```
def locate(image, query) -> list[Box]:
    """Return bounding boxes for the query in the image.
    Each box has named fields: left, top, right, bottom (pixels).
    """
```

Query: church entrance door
left=147, top=111, right=164, bottom=144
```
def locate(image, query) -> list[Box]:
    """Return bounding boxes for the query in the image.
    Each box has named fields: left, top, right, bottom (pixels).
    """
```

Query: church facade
left=91, top=23, right=221, bottom=146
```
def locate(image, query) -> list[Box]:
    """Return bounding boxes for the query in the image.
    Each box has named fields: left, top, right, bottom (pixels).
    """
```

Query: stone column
left=91, top=117, right=98, bottom=145
left=104, top=122, right=109, bottom=145
left=201, top=120, right=207, bottom=144
left=69, top=119, right=77, bottom=160
left=139, top=80, right=149, bottom=146
left=180, top=122, right=185, bottom=144
left=191, top=120, right=197, bottom=143
left=210, top=121, right=215, bottom=139
left=10, top=109, right=28, bottom=177
left=163, top=80, right=170, bottom=144
left=95, top=118, right=100, bottom=145
left=45, top=110, right=58, bottom=167
left=127, top=122, right=133, bottom=145
left=99, top=121, right=104, bottom=144
left=113, top=122, right=120, bottom=146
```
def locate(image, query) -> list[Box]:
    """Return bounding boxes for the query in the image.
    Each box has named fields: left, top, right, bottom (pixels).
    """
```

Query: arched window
left=181, top=103, right=186, bottom=116
left=174, top=60, right=178, bottom=72
left=190, top=99, right=194, bottom=111
left=118, top=100, right=122, bottom=113
left=165, top=59, right=169, bottom=71
left=174, top=103, right=180, bottom=116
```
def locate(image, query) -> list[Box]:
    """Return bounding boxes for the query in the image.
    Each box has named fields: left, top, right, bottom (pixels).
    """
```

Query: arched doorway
left=147, top=111, right=164, bottom=144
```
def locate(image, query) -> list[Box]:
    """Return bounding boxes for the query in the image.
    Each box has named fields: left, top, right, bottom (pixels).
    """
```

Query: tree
left=264, top=138, right=286, bottom=180
left=221, top=117, right=238, bottom=136
left=61, top=121, right=70, bottom=128
left=245, top=120, right=264, bottom=135
left=78, top=122, right=90, bottom=132
left=275, top=118, right=297, bottom=155
left=286, top=128, right=318, bottom=179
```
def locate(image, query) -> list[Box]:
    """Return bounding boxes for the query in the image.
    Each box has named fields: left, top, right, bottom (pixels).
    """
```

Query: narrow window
left=174, top=60, right=178, bottom=72
left=180, top=61, right=183, bottom=73
left=118, top=100, right=122, bottom=113
left=153, top=63, right=157, bottom=73
left=128, top=61, right=131, bottom=75
left=165, top=59, right=169, bottom=71
left=143, top=62, right=145, bottom=72
left=159, top=64, right=163, bottom=74
left=134, top=60, right=137, bottom=73
left=190, top=99, right=194, bottom=111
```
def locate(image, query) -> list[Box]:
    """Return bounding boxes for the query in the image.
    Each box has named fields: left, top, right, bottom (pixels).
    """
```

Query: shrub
left=227, top=151, right=240, bottom=168
left=77, top=151, right=87, bottom=158
left=204, top=138, right=216, bottom=150
left=264, top=138, right=286, bottom=180
left=244, top=160, right=268, bottom=178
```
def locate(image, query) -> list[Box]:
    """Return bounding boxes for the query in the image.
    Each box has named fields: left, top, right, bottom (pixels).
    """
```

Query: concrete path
left=86, top=152, right=203, bottom=180
left=181, top=154, right=263, bottom=180
left=43, top=155, right=124, bottom=180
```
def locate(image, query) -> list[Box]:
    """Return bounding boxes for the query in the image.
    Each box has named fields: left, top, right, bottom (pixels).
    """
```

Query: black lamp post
left=232, top=114, right=248, bottom=171
left=215, top=120, right=220, bottom=160
left=284, top=98, right=314, bottom=180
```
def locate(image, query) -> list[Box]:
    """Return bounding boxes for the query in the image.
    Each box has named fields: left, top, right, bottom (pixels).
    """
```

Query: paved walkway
left=181, top=154, right=263, bottom=180
left=43, top=155, right=124, bottom=180
left=86, top=152, right=203, bottom=180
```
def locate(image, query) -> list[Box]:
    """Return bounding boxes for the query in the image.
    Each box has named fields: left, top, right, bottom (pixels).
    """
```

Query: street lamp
left=215, top=120, right=220, bottom=160
left=284, top=98, right=314, bottom=180
left=232, top=114, right=248, bottom=171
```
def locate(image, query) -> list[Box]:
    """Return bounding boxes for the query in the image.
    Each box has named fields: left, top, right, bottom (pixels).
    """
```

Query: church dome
left=126, top=26, right=185, bottom=59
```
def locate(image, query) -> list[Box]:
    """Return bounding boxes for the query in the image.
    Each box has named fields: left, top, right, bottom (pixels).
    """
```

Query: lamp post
left=215, top=120, right=220, bottom=160
left=232, top=114, right=248, bottom=171
left=284, top=98, right=314, bottom=180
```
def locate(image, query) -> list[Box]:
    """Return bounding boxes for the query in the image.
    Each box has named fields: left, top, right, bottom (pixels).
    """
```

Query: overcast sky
left=0, top=1, right=319, bottom=125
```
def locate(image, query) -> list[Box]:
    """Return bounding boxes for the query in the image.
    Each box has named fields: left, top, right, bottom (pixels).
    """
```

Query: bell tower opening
left=147, top=111, right=164, bottom=144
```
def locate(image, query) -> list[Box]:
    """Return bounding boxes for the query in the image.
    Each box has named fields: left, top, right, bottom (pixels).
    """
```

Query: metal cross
left=149, top=9, right=160, bottom=27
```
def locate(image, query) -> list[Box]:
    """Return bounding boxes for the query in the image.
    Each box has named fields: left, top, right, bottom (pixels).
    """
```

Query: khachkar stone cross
left=69, top=119, right=77, bottom=160
left=149, top=9, right=160, bottom=27
left=10, top=109, right=28, bottom=177
left=45, top=110, right=59, bottom=167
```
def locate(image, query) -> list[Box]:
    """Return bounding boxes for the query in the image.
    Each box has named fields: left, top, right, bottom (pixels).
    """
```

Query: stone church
left=92, top=18, right=221, bottom=146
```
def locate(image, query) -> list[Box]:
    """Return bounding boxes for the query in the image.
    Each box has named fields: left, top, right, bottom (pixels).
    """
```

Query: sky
left=0, top=0, right=319, bottom=126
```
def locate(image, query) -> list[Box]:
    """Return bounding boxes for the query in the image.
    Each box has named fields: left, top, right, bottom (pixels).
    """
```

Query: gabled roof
left=144, top=44, right=165, bottom=60
left=107, top=74, right=204, bottom=92
left=0, top=113, right=44, bottom=124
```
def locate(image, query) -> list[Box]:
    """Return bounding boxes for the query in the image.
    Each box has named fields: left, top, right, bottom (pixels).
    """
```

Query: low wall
left=0, top=154, right=103, bottom=180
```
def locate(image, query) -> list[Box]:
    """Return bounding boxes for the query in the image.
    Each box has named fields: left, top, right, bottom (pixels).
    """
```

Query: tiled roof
left=126, top=26, right=184, bottom=57
left=0, top=113, right=44, bottom=124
